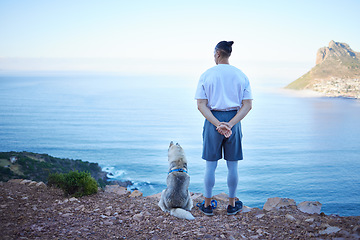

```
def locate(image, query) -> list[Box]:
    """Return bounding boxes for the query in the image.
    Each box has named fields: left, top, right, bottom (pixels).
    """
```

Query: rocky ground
left=1, top=180, right=360, bottom=240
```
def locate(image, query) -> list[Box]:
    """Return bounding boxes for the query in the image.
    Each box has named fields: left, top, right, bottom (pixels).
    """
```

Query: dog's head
left=168, top=141, right=187, bottom=170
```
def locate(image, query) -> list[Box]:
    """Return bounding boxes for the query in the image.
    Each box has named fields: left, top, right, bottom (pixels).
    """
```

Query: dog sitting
left=158, top=142, right=194, bottom=220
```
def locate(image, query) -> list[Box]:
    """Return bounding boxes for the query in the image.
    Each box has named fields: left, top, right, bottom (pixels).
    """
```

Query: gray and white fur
left=158, top=142, right=194, bottom=220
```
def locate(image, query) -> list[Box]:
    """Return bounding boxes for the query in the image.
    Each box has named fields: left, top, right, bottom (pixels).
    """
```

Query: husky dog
left=158, top=142, right=194, bottom=220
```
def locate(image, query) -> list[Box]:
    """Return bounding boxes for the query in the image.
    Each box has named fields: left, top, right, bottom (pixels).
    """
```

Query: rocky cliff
left=286, top=40, right=360, bottom=98
left=1, top=180, right=360, bottom=239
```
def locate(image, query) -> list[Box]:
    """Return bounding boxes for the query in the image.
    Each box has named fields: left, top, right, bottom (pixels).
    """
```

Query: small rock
left=36, top=182, right=46, bottom=188
left=133, top=213, right=143, bottom=221
left=75, top=205, right=85, bottom=211
left=190, top=192, right=204, bottom=202
left=142, top=211, right=151, bottom=216
left=321, top=223, right=330, bottom=228
left=285, top=214, right=296, bottom=221
left=255, top=214, right=265, bottom=219
left=339, top=229, right=351, bottom=237
left=62, top=213, right=73, bottom=217
left=20, top=180, right=32, bottom=185
left=129, top=190, right=143, bottom=197
left=213, top=192, right=229, bottom=202
left=319, top=226, right=341, bottom=235
left=263, top=197, right=296, bottom=211
left=31, top=225, right=43, bottom=232
left=146, top=192, right=162, bottom=200
left=28, top=181, right=37, bottom=186
left=305, top=218, right=315, bottom=223
left=105, top=185, right=130, bottom=195
left=21, top=196, right=28, bottom=200
left=104, top=220, right=113, bottom=226
left=242, top=205, right=253, bottom=213
left=297, top=201, right=322, bottom=214
left=69, top=197, right=79, bottom=202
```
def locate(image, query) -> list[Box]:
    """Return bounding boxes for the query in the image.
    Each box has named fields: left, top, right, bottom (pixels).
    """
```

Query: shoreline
left=281, top=87, right=360, bottom=99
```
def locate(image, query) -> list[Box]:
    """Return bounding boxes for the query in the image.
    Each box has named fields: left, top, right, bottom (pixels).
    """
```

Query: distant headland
left=286, top=40, right=360, bottom=99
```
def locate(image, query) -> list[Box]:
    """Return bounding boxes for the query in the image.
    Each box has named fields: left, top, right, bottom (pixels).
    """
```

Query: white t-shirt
left=195, top=64, right=253, bottom=111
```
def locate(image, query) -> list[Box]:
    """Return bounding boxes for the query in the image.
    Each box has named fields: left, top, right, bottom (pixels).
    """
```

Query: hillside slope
left=286, top=40, right=360, bottom=98
left=0, top=151, right=107, bottom=186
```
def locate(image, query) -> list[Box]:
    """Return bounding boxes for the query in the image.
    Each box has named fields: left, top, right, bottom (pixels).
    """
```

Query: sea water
left=0, top=74, right=359, bottom=216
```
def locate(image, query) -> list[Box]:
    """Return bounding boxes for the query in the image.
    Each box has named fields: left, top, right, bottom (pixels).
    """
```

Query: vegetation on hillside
left=0, top=151, right=107, bottom=188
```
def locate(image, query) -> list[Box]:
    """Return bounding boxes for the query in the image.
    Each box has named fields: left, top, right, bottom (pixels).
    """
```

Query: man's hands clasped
left=216, top=122, right=232, bottom=138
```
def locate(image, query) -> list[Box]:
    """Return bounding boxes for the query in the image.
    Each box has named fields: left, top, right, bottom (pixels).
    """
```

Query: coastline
left=0, top=151, right=134, bottom=188
left=282, top=87, right=360, bottom=100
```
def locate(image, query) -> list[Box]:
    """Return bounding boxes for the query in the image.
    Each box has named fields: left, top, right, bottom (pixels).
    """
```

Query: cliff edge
left=286, top=40, right=360, bottom=98
left=1, top=180, right=360, bottom=239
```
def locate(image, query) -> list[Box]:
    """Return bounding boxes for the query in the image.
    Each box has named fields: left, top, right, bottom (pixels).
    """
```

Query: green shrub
left=48, top=172, right=65, bottom=188
left=0, top=166, right=13, bottom=181
left=48, top=171, right=98, bottom=197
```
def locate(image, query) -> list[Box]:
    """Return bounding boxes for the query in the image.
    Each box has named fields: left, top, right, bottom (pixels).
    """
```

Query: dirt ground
left=1, top=180, right=360, bottom=239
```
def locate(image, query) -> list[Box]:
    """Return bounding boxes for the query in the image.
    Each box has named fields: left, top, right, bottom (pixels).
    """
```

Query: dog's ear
left=169, top=141, right=174, bottom=148
left=176, top=143, right=180, bottom=147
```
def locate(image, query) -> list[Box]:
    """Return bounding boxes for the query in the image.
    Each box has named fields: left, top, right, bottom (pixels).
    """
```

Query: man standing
left=195, top=41, right=253, bottom=216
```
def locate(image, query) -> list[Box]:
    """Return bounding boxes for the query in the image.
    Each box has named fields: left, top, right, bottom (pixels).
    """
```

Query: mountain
left=286, top=40, right=360, bottom=98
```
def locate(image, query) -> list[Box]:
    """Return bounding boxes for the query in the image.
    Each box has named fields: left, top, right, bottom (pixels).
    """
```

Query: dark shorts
left=202, top=110, right=243, bottom=161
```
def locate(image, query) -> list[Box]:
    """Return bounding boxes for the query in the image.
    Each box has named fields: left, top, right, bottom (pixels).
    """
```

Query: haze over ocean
left=0, top=74, right=359, bottom=216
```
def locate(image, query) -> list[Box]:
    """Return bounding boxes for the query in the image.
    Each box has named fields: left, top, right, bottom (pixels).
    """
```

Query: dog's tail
left=170, top=208, right=195, bottom=220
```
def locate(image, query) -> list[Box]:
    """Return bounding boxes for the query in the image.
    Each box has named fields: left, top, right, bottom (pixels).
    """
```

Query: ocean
left=0, top=74, right=359, bottom=216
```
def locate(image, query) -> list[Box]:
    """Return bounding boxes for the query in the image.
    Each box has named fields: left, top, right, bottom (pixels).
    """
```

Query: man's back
left=196, top=64, right=251, bottom=111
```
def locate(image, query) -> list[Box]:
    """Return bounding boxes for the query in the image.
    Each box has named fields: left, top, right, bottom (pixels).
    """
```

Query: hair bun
left=215, top=41, right=234, bottom=54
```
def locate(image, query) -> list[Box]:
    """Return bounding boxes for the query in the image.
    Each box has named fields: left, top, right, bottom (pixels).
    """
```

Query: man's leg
left=226, top=160, right=238, bottom=207
left=204, top=160, right=218, bottom=206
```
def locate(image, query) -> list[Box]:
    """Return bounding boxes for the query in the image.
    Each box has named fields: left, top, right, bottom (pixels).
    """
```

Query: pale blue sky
left=0, top=0, right=359, bottom=80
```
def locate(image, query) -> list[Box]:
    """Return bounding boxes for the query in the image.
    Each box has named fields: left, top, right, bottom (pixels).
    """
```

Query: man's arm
left=197, top=99, right=232, bottom=138
left=197, top=99, right=221, bottom=127
left=197, top=99, right=252, bottom=138
left=227, top=99, right=253, bottom=128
